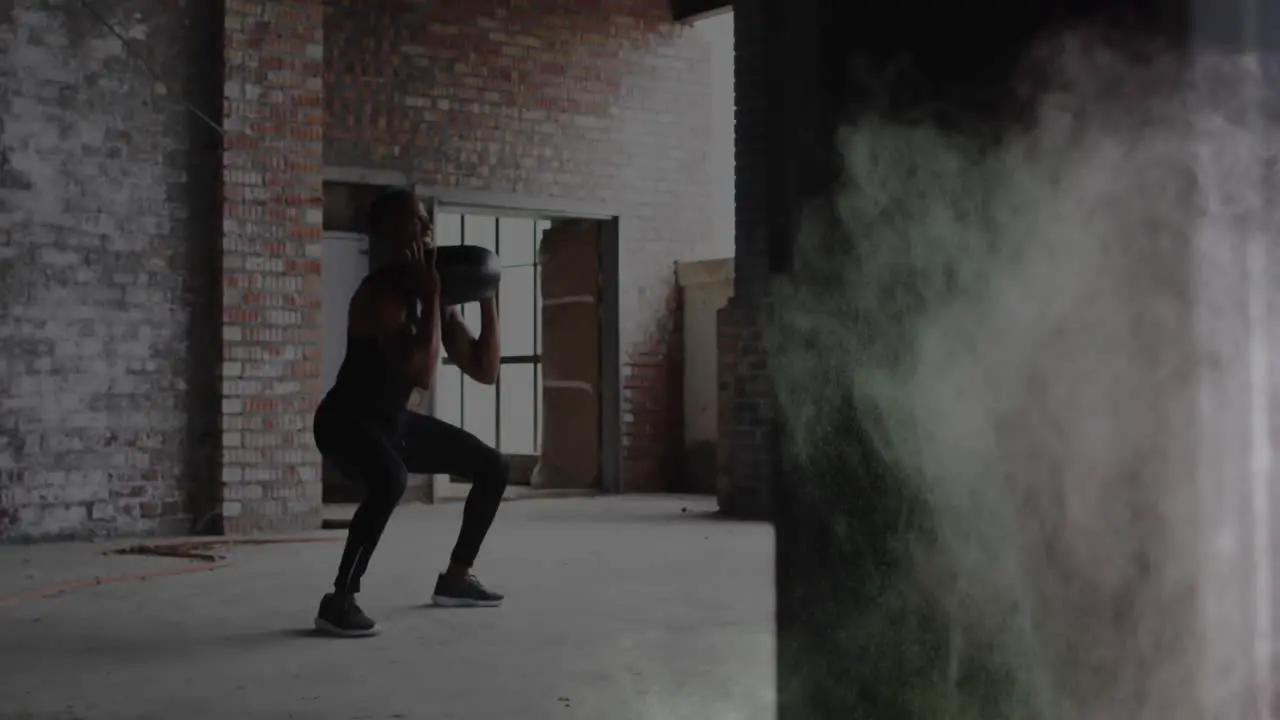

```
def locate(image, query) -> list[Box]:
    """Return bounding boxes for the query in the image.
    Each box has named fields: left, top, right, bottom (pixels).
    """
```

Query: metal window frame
left=439, top=213, right=545, bottom=454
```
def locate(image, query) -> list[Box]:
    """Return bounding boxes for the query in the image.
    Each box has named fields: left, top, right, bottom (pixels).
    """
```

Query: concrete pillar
left=675, top=258, right=735, bottom=494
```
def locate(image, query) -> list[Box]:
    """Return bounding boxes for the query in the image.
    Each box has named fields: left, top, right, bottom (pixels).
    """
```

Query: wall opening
left=318, top=187, right=618, bottom=504
left=319, top=181, right=385, bottom=504
left=430, top=211, right=611, bottom=501
left=431, top=213, right=550, bottom=493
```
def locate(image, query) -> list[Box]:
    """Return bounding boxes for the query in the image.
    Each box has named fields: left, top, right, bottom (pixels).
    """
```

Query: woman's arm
left=441, top=297, right=500, bottom=385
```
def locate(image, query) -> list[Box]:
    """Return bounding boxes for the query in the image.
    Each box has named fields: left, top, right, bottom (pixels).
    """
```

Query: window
left=435, top=212, right=551, bottom=455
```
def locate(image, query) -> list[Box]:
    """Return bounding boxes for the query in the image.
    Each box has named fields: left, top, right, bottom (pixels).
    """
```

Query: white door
left=321, top=232, right=369, bottom=392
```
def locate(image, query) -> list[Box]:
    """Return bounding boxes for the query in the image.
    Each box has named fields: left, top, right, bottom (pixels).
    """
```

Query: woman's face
left=383, top=196, right=433, bottom=253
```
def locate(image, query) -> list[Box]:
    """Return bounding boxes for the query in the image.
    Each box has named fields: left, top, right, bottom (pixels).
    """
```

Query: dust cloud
left=769, top=33, right=1275, bottom=719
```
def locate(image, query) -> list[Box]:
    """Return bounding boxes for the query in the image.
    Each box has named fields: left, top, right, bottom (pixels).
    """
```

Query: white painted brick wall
left=0, top=2, right=205, bottom=539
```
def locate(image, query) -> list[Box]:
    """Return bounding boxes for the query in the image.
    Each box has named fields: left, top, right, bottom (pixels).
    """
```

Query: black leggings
left=314, top=401, right=509, bottom=595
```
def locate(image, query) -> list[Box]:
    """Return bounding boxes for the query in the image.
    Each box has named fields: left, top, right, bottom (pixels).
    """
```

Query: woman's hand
left=403, top=236, right=439, bottom=303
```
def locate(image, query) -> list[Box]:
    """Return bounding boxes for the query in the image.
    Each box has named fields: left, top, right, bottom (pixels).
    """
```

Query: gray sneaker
left=314, top=593, right=380, bottom=637
left=431, top=573, right=504, bottom=608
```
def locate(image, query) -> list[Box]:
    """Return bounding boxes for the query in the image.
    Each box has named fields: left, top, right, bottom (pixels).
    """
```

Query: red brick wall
left=324, top=0, right=714, bottom=493
left=220, top=0, right=327, bottom=534
left=622, top=283, right=685, bottom=492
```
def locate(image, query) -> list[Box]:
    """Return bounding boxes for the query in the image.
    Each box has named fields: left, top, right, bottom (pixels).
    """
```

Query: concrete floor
left=0, top=496, right=774, bottom=720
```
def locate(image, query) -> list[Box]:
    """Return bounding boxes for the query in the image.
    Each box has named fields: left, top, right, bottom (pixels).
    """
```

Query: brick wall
left=727, top=0, right=845, bottom=519
left=621, top=282, right=684, bottom=491
left=715, top=303, right=736, bottom=510
left=726, top=0, right=778, bottom=518
left=324, top=0, right=713, bottom=493
left=220, top=0, right=326, bottom=534
left=0, top=0, right=222, bottom=540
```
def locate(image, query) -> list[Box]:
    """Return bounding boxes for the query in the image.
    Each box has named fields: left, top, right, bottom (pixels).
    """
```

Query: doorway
left=319, top=181, right=386, bottom=504
left=429, top=210, right=609, bottom=501
left=318, top=181, right=619, bottom=504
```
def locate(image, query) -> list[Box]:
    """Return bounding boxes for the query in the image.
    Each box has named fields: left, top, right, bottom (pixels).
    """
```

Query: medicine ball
left=436, top=245, right=502, bottom=307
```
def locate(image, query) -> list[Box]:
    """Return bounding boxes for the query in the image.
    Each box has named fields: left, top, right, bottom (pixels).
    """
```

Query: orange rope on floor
left=0, top=536, right=344, bottom=610
left=0, top=562, right=230, bottom=610
left=145, top=537, right=344, bottom=547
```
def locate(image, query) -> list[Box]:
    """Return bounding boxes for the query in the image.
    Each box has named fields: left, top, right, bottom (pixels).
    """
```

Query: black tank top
left=323, top=279, right=419, bottom=432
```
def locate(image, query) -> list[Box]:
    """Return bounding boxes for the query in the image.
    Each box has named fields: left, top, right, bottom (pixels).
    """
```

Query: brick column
left=730, top=0, right=782, bottom=519
left=220, top=0, right=325, bottom=534
left=715, top=303, right=738, bottom=512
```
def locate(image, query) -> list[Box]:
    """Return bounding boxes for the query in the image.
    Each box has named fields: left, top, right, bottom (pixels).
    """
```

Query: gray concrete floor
left=0, top=495, right=774, bottom=720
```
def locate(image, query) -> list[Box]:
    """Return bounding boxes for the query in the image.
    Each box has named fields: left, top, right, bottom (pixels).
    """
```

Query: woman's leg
left=397, top=411, right=509, bottom=605
left=313, top=405, right=408, bottom=634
